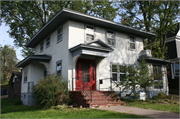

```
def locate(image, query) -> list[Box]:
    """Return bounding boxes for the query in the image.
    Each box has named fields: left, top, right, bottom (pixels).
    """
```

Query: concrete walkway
left=1, top=95, right=8, bottom=99
left=98, top=105, right=179, bottom=118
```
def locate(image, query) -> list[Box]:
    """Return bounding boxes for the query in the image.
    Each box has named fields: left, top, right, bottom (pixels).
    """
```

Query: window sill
left=46, top=45, right=50, bottom=49
left=57, top=40, right=62, bottom=44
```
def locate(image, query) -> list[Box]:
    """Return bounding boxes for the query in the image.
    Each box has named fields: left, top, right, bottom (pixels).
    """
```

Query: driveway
left=97, top=105, right=179, bottom=118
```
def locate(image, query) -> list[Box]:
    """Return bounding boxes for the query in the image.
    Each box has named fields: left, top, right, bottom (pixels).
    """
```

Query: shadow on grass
left=1, top=98, right=43, bottom=114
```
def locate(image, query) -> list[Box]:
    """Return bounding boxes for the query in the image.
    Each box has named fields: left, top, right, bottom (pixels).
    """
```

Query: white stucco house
left=16, top=8, right=171, bottom=106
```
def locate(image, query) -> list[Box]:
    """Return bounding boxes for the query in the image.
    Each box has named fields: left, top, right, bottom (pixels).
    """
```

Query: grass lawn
left=1, top=98, right=147, bottom=118
left=124, top=94, right=179, bottom=113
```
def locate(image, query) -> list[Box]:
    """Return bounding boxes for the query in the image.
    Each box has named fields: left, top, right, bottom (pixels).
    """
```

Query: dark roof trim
left=16, top=54, right=52, bottom=68
left=26, top=8, right=156, bottom=48
left=138, top=57, right=172, bottom=65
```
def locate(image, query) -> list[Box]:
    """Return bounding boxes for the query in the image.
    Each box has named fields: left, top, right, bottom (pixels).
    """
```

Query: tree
left=1, top=1, right=118, bottom=57
left=118, top=1, right=179, bottom=59
left=115, top=59, right=164, bottom=100
left=0, top=45, right=18, bottom=81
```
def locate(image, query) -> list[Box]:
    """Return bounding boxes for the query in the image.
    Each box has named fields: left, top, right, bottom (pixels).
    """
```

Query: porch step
left=70, top=91, right=125, bottom=108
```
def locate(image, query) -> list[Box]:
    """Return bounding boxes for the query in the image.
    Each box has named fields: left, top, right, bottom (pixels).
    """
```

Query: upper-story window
left=24, top=69, right=28, bottom=83
left=153, top=65, right=163, bottom=89
left=46, top=36, right=50, bottom=48
left=106, top=30, right=115, bottom=46
left=85, top=25, right=94, bottom=42
left=40, top=42, right=44, bottom=52
left=111, top=64, right=126, bottom=82
left=57, top=27, right=63, bottom=43
left=129, top=36, right=136, bottom=50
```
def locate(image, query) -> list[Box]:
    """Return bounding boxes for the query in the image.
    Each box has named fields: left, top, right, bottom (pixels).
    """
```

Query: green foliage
left=32, top=74, right=69, bottom=109
left=1, top=1, right=118, bottom=57
left=117, top=59, right=163, bottom=100
left=0, top=45, right=18, bottom=81
left=8, top=73, right=15, bottom=86
left=118, top=1, right=179, bottom=59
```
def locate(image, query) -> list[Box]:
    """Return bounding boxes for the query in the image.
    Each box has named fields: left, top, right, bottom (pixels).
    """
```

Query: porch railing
left=72, top=77, right=92, bottom=103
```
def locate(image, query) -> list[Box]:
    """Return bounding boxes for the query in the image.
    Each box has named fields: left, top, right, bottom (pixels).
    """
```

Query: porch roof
left=138, top=56, right=173, bottom=65
left=16, top=54, right=52, bottom=68
left=69, top=40, right=113, bottom=57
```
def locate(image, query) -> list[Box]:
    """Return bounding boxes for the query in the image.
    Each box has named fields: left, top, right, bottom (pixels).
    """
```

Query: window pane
left=130, top=43, right=135, bottom=49
left=130, top=36, right=135, bottom=42
left=175, top=63, right=179, bottom=75
left=119, top=65, right=126, bottom=73
left=112, top=65, right=117, bottom=72
left=57, top=62, right=61, bottom=74
left=107, top=31, right=114, bottom=38
left=112, top=73, right=117, bottom=81
left=153, top=65, right=162, bottom=80
left=86, top=34, right=94, bottom=41
left=108, top=38, right=114, bottom=45
left=82, top=62, right=89, bottom=82
left=120, top=74, right=126, bottom=81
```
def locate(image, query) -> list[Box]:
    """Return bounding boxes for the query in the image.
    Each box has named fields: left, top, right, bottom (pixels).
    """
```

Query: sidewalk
left=97, top=105, right=179, bottom=118
left=1, top=95, right=8, bottom=99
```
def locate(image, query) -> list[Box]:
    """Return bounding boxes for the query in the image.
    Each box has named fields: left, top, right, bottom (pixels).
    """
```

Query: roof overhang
left=26, top=8, right=156, bottom=48
left=16, top=54, right=52, bottom=68
left=138, top=57, right=173, bottom=65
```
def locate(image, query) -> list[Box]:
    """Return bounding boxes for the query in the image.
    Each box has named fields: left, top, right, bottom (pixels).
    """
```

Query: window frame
left=57, top=26, right=63, bottom=43
left=110, top=64, right=126, bottom=82
left=56, top=60, right=62, bottom=75
left=46, top=36, right=50, bottom=48
left=153, top=65, right=163, bottom=89
left=106, top=29, right=115, bottom=47
left=24, top=68, right=28, bottom=83
left=173, top=62, right=179, bottom=77
left=128, top=35, right=136, bottom=50
left=40, top=41, right=44, bottom=52
left=85, top=24, right=95, bottom=42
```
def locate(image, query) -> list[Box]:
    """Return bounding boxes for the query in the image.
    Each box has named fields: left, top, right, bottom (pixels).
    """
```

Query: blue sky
left=0, top=23, right=24, bottom=61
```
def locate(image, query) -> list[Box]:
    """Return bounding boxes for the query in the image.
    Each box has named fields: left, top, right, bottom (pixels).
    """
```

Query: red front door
left=76, top=58, right=96, bottom=91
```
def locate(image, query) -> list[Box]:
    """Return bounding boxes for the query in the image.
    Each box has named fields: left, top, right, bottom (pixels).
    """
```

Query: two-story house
left=166, top=23, right=180, bottom=94
left=16, top=8, right=170, bottom=106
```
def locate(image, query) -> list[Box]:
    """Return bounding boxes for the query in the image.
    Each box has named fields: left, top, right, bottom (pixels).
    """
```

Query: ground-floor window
left=111, top=64, right=126, bottom=82
left=153, top=65, right=163, bottom=89
left=56, top=60, right=62, bottom=75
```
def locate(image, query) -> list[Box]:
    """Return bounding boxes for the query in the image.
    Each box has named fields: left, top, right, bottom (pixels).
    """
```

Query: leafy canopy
left=1, top=1, right=118, bottom=57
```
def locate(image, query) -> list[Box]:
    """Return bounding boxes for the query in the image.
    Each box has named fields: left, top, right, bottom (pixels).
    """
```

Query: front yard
left=1, top=98, right=147, bottom=118
left=123, top=94, right=179, bottom=113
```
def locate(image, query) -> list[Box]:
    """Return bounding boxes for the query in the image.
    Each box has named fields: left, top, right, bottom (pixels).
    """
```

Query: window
left=174, top=63, right=179, bottom=76
left=111, top=64, right=126, bottom=82
left=153, top=65, right=163, bottom=89
left=57, top=27, right=63, bottom=43
left=24, top=69, right=28, bottom=83
left=56, top=60, right=62, bottom=75
left=85, top=25, right=94, bottom=42
left=40, top=42, right=44, bottom=52
left=46, top=36, right=50, bottom=48
left=129, top=36, right=136, bottom=50
left=106, top=30, right=115, bottom=46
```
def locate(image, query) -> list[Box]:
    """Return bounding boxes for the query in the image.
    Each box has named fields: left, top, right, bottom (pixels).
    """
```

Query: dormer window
left=57, top=27, right=63, bottom=43
left=86, top=25, right=94, bottom=42
left=107, top=30, right=115, bottom=46
left=40, top=42, right=44, bottom=52
left=46, top=36, right=50, bottom=48
left=129, top=36, right=136, bottom=50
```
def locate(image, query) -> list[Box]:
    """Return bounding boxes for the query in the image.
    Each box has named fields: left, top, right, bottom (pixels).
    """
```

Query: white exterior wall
left=34, top=21, right=69, bottom=80
left=67, top=20, right=143, bottom=91
left=21, top=64, right=31, bottom=93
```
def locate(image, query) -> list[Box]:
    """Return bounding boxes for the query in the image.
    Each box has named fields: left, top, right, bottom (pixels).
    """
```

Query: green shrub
left=151, top=96, right=159, bottom=100
left=158, top=92, right=166, bottom=99
left=32, top=74, right=69, bottom=109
